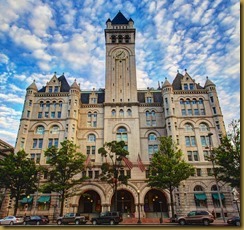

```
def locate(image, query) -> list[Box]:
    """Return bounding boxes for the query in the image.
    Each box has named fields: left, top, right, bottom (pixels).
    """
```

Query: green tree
left=0, top=150, right=39, bottom=215
left=42, top=140, right=86, bottom=216
left=98, top=141, right=132, bottom=211
left=148, top=137, right=195, bottom=218
left=212, top=119, right=240, bottom=189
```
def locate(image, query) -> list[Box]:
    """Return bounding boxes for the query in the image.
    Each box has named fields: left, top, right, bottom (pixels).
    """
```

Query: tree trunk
left=169, top=186, right=175, bottom=218
left=60, top=191, right=65, bottom=216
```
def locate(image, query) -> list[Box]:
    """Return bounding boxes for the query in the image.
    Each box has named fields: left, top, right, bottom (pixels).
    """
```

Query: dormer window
left=54, top=86, right=59, bottom=92
left=48, top=86, right=53, bottom=93
left=184, top=84, right=188, bottom=90
left=190, top=83, right=194, bottom=90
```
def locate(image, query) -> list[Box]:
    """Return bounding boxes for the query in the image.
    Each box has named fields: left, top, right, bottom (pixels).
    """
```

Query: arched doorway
left=144, top=189, right=168, bottom=218
left=78, top=190, right=101, bottom=213
left=111, top=189, right=135, bottom=216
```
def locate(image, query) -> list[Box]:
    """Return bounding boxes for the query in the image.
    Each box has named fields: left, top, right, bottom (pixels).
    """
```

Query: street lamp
left=137, top=190, right=141, bottom=224
left=207, top=132, right=225, bottom=223
left=159, top=201, right=163, bottom=224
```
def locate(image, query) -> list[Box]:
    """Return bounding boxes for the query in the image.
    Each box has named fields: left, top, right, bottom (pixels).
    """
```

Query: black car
left=23, top=215, right=48, bottom=225
left=91, top=211, right=123, bottom=225
left=227, top=216, right=240, bottom=226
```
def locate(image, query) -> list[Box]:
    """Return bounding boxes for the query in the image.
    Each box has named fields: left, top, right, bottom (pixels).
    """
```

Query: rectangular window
left=196, top=168, right=202, bottom=176
left=187, top=151, right=193, bottom=161
left=152, top=120, right=156, bottom=126
left=91, top=146, right=96, bottom=154
left=45, top=112, right=49, bottom=118
left=57, top=111, right=61, bottom=118
left=29, top=100, right=32, bottom=106
left=48, top=86, right=52, bottom=92
left=86, top=146, right=90, bottom=155
left=46, top=102, right=50, bottom=108
left=165, top=98, right=168, bottom=104
left=201, top=136, right=209, bottom=146
left=200, top=109, right=205, bottom=115
left=36, top=153, right=41, bottom=163
left=54, top=86, right=59, bottom=92
left=38, top=112, right=42, bottom=118
left=68, top=110, right=70, bottom=117
left=27, top=110, right=30, bottom=118
left=213, top=107, right=216, bottom=114
left=189, top=83, right=194, bottom=90
left=93, top=121, right=97, bottom=127
left=188, top=109, right=192, bottom=115
left=31, top=153, right=35, bottom=161
left=185, top=136, right=190, bottom=146
left=182, top=109, right=186, bottom=116
left=207, top=168, right=212, bottom=176
left=48, top=139, right=53, bottom=148
left=193, top=151, right=199, bottom=161
left=38, top=139, right=43, bottom=148
left=194, top=109, right=199, bottom=115
left=88, top=171, right=93, bottom=179
left=95, top=170, right=99, bottom=179
left=54, top=138, right=59, bottom=147
left=210, top=96, right=214, bottom=103
left=51, top=112, right=55, bottom=118
left=203, top=151, right=209, bottom=161
left=184, top=84, right=188, bottom=90
left=33, top=139, right=37, bottom=148
left=190, top=136, right=196, bottom=146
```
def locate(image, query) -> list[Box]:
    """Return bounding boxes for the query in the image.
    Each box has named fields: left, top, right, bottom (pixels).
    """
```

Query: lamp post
left=137, top=190, right=141, bottom=224
left=159, top=201, right=163, bottom=224
left=208, top=132, right=225, bottom=223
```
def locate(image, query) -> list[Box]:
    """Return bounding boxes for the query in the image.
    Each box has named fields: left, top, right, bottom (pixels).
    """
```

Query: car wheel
left=9, top=221, right=14, bottom=225
left=92, top=220, right=97, bottom=225
left=110, top=220, right=115, bottom=225
left=203, top=219, right=210, bottom=226
left=23, top=221, right=27, bottom=225
left=236, top=220, right=240, bottom=226
left=57, top=220, right=62, bottom=225
left=179, top=219, right=186, bottom=225
left=75, top=220, right=80, bottom=225
left=36, top=221, right=40, bottom=225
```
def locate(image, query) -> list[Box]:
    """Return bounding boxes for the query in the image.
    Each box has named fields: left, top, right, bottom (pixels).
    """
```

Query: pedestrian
left=212, top=210, right=216, bottom=219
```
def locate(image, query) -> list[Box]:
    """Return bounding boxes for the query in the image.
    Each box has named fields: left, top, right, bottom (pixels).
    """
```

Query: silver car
left=0, top=216, right=24, bottom=225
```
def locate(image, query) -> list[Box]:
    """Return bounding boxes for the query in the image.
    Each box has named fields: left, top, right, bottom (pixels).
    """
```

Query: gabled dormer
left=89, top=88, right=98, bottom=104
left=145, top=87, right=154, bottom=103
left=45, top=72, right=61, bottom=93
left=181, top=69, right=196, bottom=90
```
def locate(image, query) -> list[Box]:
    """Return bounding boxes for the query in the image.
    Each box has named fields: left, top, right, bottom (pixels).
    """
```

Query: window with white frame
left=88, top=134, right=96, bottom=142
left=184, top=123, right=194, bottom=132
left=185, top=136, right=196, bottom=146
left=199, top=123, right=209, bottom=132
left=116, top=127, right=128, bottom=143
left=50, top=125, right=60, bottom=134
left=36, top=125, right=45, bottom=134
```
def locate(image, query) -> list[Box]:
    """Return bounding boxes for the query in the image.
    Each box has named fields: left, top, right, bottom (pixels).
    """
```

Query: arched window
left=148, top=133, right=157, bottom=141
left=88, top=112, right=92, bottom=118
left=50, top=125, right=59, bottom=134
left=36, top=125, right=45, bottom=134
left=118, top=35, right=123, bottom=43
left=125, top=35, right=130, bottom=43
left=111, top=109, right=116, bottom=117
left=146, top=111, right=150, bottom=118
left=184, top=123, right=194, bottom=132
left=119, top=109, right=124, bottom=117
left=198, top=98, right=203, bottom=104
left=192, top=98, right=197, bottom=104
left=211, top=185, right=225, bottom=208
left=116, top=127, right=127, bottom=143
left=151, top=110, right=156, bottom=117
left=88, top=134, right=96, bottom=142
left=46, top=101, right=50, bottom=108
left=199, top=123, right=209, bottom=132
left=194, top=185, right=204, bottom=191
left=127, top=109, right=132, bottom=116
left=186, top=98, right=191, bottom=104
left=40, top=101, right=44, bottom=108
left=111, top=35, right=116, bottom=43
left=180, top=99, right=184, bottom=104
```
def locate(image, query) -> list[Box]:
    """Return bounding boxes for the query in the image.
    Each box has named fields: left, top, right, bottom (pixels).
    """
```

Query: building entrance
left=78, top=190, right=101, bottom=213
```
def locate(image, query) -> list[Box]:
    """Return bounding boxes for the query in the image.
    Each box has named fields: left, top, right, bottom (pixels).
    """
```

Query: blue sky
left=0, top=0, right=240, bottom=146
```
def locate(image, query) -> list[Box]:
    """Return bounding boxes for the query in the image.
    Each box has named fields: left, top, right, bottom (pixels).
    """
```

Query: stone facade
left=10, top=12, right=237, bottom=220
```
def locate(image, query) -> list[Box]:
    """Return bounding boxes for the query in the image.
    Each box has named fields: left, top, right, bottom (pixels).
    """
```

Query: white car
left=0, top=216, right=24, bottom=225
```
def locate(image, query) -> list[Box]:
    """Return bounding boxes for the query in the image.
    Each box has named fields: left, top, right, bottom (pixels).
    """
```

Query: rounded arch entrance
left=78, top=190, right=101, bottom=213
left=111, top=189, right=135, bottom=215
left=144, top=189, right=168, bottom=217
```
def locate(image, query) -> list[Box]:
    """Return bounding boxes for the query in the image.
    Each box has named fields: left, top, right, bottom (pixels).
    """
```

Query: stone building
left=12, top=12, right=236, bottom=221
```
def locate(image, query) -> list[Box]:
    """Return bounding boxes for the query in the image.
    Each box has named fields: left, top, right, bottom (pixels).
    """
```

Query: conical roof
left=204, top=76, right=216, bottom=87
left=27, top=80, right=38, bottom=91
left=70, top=79, right=80, bottom=89
left=162, top=78, right=172, bottom=88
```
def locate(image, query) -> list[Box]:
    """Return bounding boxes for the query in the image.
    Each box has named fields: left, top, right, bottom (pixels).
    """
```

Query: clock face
left=115, top=50, right=126, bottom=59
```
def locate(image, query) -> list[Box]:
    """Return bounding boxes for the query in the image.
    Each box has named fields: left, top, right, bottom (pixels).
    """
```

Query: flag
left=84, top=154, right=91, bottom=168
left=137, top=154, right=145, bottom=172
left=122, top=157, right=133, bottom=170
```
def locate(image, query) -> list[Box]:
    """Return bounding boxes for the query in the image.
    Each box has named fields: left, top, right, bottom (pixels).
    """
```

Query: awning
left=37, top=196, right=51, bottom=203
left=21, top=196, right=33, bottom=204
left=212, top=193, right=225, bottom=200
left=194, top=193, right=207, bottom=200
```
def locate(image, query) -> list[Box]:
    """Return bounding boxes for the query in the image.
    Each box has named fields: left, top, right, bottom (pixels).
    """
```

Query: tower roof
left=27, top=80, right=38, bottom=91
left=162, top=78, right=172, bottom=88
left=204, top=76, right=216, bottom=87
left=111, top=11, right=129, bottom=24
left=70, top=80, right=80, bottom=89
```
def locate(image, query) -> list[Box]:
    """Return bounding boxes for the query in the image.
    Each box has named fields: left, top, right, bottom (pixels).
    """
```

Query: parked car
left=57, top=213, right=87, bottom=225
left=23, top=215, right=48, bottom=225
left=39, top=215, right=49, bottom=224
left=177, top=210, right=214, bottom=226
left=91, top=211, right=123, bottom=225
left=0, top=216, right=24, bottom=225
left=227, top=216, right=240, bottom=226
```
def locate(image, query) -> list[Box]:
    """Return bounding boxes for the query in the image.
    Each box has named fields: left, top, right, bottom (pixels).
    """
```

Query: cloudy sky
left=0, top=0, right=240, bottom=146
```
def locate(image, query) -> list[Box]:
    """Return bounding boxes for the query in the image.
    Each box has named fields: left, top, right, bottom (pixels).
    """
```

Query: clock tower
left=104, top=11, right=137, bottom=103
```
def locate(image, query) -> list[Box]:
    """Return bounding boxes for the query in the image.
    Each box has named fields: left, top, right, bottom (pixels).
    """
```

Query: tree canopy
left=98, top=140, right=131, bottom=211
left=42, top=140, right=86, bottom=216
left=148, top=136, right=195, bottom=217
left=0, top=150, right=39, bottom=215
left=212, top=119, right=240, bottom=189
